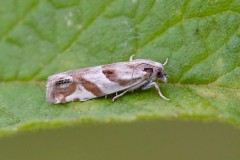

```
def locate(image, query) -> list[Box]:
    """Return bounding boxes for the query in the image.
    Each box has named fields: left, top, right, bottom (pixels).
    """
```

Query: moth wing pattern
left=46, top=58, right=169, bottom=104
left=77, top=61, right=154, bottom=96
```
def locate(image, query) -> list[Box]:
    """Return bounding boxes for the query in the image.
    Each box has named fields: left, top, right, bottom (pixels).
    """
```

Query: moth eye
left=157, top=70, right=166, bottom=78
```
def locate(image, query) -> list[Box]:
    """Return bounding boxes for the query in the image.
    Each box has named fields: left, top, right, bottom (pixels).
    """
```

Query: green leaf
left=0, top=0, right=239, bottom=135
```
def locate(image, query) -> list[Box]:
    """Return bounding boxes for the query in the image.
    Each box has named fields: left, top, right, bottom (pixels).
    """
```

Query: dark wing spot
left=102, top=69, right=114, bottom=75
left=55, top=78, right=72, bottom=86
left=143, top=68, right=153, bottom=76
left=102, top=69, right=116, bottom=81
left=102, top=69, right=130, bottom=86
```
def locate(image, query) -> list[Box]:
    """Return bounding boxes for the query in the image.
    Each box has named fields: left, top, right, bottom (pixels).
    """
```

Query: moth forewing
left=46, top=57, right=169, bottom=104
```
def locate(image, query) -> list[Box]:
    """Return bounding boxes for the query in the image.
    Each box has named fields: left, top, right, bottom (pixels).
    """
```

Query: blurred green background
left=1, top=120, right=240, bottom=160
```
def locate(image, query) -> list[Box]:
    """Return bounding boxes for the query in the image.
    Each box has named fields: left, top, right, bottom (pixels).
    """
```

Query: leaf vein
left=30, top=0, right=117, bottom=79
left=178, top=27, right=240, bottom=82
left=210, top=66, right=240, bottom=84
left=0, top=0, right=41, bottom=41
left=136, top=10, right=240, bottom=54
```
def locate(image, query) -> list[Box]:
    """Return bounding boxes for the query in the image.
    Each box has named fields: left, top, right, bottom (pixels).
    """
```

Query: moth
left=46, top=55, right=169, bottom=104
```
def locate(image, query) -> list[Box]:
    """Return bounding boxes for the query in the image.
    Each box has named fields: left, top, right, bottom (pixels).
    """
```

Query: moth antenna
left=163, top=58, right=168, bottom=66
left=129, top=54, right=135, bottom=61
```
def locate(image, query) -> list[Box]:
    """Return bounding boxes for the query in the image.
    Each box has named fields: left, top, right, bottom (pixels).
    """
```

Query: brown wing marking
left=52, top=83, right=77, bottom=103
left=78, top=76, right=104, bottom=97
left=102, top=69, right=132, bottom=86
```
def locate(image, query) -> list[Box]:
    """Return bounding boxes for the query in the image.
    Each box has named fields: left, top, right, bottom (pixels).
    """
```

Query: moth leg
left=142, top=82, right=170, bottom=100
left=129, top=54, right=135, bottom=61
left=112, top=80, right=148, bottom=101
left=112, top=89, right=129, bottom=101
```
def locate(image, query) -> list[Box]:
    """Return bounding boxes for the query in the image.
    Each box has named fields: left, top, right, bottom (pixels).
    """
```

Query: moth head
left=157, top=58, right=168, bottom=83
left=156, top=67, right=167, bottom=83
left=156, top=58, right=168, bottom=83
left=142, top=58, right=168, bottom=83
